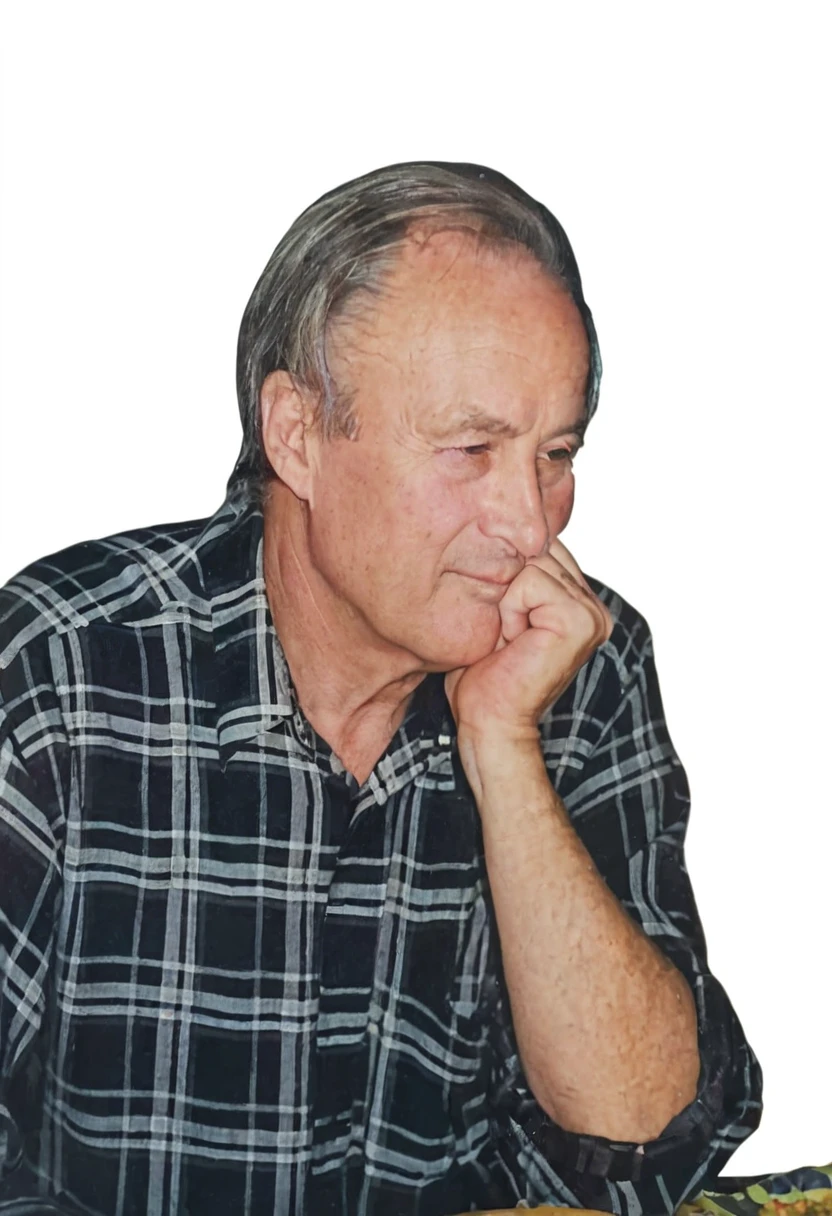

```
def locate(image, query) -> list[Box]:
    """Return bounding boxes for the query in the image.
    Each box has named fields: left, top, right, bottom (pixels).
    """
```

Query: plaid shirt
left=0, top=486, right=762, bottom=1216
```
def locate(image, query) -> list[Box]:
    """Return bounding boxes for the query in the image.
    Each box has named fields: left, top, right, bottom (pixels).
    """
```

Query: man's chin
left=423, top=619, right=501, bottom=672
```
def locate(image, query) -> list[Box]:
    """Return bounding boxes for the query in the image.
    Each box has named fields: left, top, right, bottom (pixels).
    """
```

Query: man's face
left=303, top=230, right=590, bottom=671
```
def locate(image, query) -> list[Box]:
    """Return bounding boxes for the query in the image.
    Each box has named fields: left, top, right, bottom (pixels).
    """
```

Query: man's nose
left=480, top=464, right=550, bottom=558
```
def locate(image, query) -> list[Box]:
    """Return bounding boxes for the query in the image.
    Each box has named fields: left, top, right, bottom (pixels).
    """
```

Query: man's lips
left=452, top=571, right=516, bottom=587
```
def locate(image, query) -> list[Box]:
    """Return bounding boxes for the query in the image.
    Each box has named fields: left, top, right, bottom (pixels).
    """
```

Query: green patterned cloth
left=684, top=1164, right=832, bottom=1215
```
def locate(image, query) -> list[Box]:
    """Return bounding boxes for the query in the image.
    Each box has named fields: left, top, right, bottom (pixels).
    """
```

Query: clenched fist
left=444, top=537, right=613, bottom=745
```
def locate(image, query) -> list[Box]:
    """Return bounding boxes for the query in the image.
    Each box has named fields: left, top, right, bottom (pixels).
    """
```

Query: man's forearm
left=462, top=731, right=700, bottom=1143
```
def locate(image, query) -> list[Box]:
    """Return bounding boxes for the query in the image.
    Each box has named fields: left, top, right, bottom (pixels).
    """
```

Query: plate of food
left=457, top=1166, right=832, bottom=1216
left=679, top=1163, right=832, bottom=1216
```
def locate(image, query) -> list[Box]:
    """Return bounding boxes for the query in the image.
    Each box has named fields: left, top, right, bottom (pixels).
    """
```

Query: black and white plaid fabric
left=0, top=487, right=762, bottom=1216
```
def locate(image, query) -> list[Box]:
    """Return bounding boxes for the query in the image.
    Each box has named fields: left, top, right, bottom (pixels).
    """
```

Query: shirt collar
left=194, top=489, right=295, bottom=768
left=196, top=487, right=457, bottom=774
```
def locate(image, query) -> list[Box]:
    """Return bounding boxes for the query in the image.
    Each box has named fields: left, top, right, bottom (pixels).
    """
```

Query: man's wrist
left=456, top=723, right=549, bottom=807
left=456, top=716, right=540, bottom=752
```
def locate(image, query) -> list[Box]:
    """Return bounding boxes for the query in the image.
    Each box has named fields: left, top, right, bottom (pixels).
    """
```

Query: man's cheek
left=399, top=477, right=464, bottom=543
left=548, top=474, right=576, bottom=536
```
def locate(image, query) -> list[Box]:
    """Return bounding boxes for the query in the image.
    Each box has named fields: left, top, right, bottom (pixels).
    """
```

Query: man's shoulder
left=0, top=511, right=217, bottom=673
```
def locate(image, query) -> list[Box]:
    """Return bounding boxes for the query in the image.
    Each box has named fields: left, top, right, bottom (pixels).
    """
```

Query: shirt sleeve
left=0, top=638, right=66, bottom=1187
left=483, top=612, right=763, bottom=1214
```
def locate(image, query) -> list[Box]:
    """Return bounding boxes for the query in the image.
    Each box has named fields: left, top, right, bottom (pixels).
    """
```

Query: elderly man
left=0, top=162, right=761, bottom=1216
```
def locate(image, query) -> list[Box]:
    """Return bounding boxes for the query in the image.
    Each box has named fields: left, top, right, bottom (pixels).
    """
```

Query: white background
left=1, top=1, right=830, bottom=1179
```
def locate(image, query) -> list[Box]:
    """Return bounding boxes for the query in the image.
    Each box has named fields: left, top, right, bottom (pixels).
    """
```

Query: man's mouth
left=452, top=571, right=514, bottom=592
left=452, top=567, right=516, bottom=584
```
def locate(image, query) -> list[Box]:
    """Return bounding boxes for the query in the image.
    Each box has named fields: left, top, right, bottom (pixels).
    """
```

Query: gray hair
left=228, top=161, right=602, bottom=503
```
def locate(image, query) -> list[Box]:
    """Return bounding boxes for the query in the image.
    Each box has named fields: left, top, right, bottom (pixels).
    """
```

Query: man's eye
left=542, top=447, right=573, bottom=462
left=457, top=444, right=490, bottom=456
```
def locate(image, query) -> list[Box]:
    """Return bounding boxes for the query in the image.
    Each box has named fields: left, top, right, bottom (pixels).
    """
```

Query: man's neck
left=262, top=484, right=428, bottom=783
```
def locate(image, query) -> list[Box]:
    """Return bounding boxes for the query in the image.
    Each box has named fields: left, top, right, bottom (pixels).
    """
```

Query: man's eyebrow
left=427, top=408, right=519, bottom=437
left=552, top=415, right=588, bottom=442
left=429, top=407, right=588, bottom=441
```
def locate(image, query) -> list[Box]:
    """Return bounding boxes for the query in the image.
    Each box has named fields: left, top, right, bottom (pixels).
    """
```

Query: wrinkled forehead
left=330, top=228, right=588, bottom=371
left=327, top=229, right=590, bottom=432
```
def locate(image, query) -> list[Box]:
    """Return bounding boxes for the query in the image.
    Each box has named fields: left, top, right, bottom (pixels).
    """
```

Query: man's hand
left=443, top=539, right=700, bottom=1142
left=445, top=538, right=613, bottom=746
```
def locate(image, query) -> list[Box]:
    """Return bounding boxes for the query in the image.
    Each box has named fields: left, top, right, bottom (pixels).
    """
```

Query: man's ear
left=260, top=370, right=320, bottom=502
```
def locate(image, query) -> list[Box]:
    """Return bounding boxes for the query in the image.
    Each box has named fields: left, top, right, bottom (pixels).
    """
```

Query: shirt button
left=293, top=712, right=311, bottom=746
